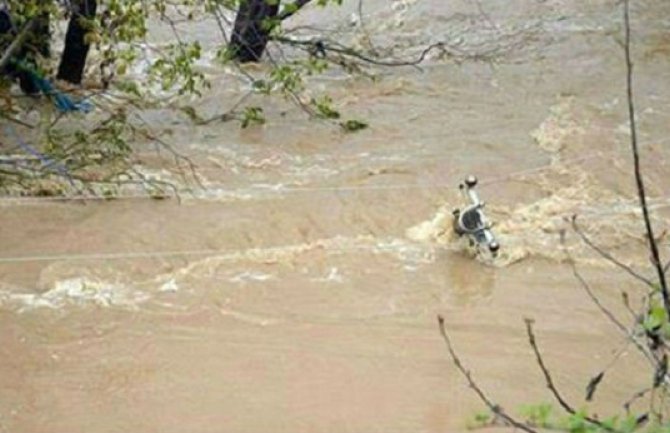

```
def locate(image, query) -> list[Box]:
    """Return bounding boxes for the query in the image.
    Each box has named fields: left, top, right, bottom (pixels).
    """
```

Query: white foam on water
left=229, top=271, right=275, bottom=284
left=159, top=278, right=180, bottom=293
left=312, top=267, right=345, bottom=283
left=0, top=234, right=446, bottom=313
left=407, top=202, right=497, bottom=264
left=374, top=237, right=437, bottom=265
left=405, top=95, right=669, bottom=267
left=0, top=278, right=151, bottom=312
left=406, top=204, right=456, bottom=244
left=531, top=95, right=584, bottom=155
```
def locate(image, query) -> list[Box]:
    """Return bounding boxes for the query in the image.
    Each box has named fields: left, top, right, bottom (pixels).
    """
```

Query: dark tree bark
left=1, top=0, right=96, bottom=93
left=57, top=0, right=97, bottom=84
left=0, top=6, right=48, bottom=94
left=229, top=0, right=280, bottom=63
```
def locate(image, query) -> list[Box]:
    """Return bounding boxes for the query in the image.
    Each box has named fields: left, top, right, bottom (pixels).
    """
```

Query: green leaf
left=340, top=119, right=369, bottom=132
left=312, top=96, right=340, bottom=119
left=465, top=410, right=492, bottom=430
left=644, top=302, right=667, bottom=332
left=240, top=106, right=266, bottom=128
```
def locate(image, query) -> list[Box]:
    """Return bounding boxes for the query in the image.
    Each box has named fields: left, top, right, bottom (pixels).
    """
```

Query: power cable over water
left=0, top=142, right=668, bottom=266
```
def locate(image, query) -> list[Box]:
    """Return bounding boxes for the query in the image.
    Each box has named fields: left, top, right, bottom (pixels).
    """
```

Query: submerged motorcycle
left=452, top=175, right=500, bottom=258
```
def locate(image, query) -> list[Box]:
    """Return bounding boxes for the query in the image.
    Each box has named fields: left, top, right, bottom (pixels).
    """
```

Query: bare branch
left=624, top=387, right=652, bottom=413
left=572, top=215, right=655, bottom=288
left=0, top=19, right=36, bottom=70
left=561, top=229, right=656, bottom=365
left=273, top=35, right=445, bottom=68
left=621, top=291, right=641, bottom=322
left=524, top=318, right=620, bottom=433
left=0, top=110, right=35, bottom=129
left=197, top=90, right=254, bottom=125
left=437, top=315, right=539, bottom=433
left=585, top=371, right=605, bottom=402
left=622, top=0, right=669, bottom=309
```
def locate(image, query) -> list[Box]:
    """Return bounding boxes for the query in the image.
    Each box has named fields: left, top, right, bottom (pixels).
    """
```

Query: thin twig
left=624, top=387, right=653, bottom=413
left=561, top=228, right=655, bottom=365
left=572, top=215, right=655, bottom=288
left=621, top=290, right=641, bottom=322
left=0, top=110, right=35, bottom=129
left=273, top=35, right=444, bottom=68
left=437, top=315, right=539, bottom=433
left=524, top=318, right=620, bottom=433
left=198, top=90, right=254, bottom=125
left=0, top=19, right=36, bottom=71
left=572, top=261, right=653, bottom=357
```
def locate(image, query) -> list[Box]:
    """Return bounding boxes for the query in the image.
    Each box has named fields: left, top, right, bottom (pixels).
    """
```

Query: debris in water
left=452, top=175, right=500, bottom=258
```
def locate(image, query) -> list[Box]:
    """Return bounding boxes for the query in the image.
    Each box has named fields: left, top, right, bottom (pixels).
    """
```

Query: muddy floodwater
left=1, top=0, right=670, bottom=432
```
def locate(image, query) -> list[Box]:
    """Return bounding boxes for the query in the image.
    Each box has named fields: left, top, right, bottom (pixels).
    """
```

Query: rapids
left=0, top=0, right=669, bottom=431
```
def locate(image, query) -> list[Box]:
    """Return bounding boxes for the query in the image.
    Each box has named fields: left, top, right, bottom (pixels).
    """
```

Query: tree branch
left=622, top=0, right=669, bottom=310
left=273, top=35, right=445, bottom=68
left=524, top=318, right=620, bottom=433
left=561, top=228, right=656, bottom=365
left=0, top=19, right=36, bottom=71
left=571, top=215, right=655, bottom=288
left=437, top=315, right=538, bottom=433
left=278, top=0, right=313, bottom=21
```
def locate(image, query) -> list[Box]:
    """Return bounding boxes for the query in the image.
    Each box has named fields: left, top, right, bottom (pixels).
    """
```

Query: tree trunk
left=57, top=0, right=97, bottom=84
left=229, top=0, right=280, bottom=63
left=0, top=5, right=49, bottom=94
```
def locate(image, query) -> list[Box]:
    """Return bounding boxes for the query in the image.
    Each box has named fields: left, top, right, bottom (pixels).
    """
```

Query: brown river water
left=1, top=0, right=670, bottom=431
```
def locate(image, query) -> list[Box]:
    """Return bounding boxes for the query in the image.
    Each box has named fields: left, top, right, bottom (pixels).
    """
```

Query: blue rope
left=12, top=60, right=93, bottom=113
left=1, top=5, right=93, bottom=113
left=27, top=70, right=93, bottom=113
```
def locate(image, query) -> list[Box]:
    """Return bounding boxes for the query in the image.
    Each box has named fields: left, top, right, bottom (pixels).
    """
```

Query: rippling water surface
left=1, top=1, right=669, bottom=431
